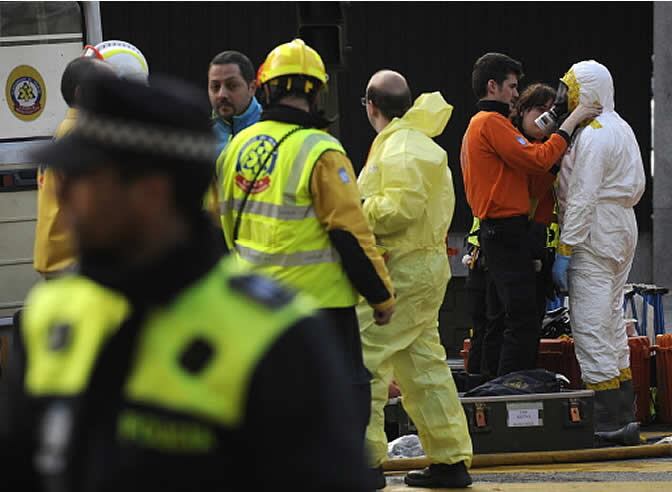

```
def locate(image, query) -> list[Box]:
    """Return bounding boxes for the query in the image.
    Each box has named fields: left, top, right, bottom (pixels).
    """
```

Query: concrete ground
left=382, top=428, right=672, bottom=490
left=383, top=457, right=672, bottom=490
left=385, top=456, right=672, bottom=492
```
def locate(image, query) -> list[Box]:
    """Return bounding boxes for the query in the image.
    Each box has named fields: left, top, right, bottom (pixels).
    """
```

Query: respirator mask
left=534, top=80, right=569, bottom=135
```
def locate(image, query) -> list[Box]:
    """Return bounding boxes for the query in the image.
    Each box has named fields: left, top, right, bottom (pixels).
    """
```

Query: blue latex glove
left=552, top=254, right=571, bottom=293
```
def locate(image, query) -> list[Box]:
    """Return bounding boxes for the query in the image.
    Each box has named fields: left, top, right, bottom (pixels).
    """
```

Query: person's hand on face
left=570, top=102, right=603, bottom=125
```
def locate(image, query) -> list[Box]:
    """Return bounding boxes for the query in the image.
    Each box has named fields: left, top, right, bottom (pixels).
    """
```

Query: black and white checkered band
left=73, top=112, right=216, bottom=162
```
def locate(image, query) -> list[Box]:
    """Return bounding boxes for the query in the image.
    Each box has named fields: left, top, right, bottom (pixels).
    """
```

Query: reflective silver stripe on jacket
left=220, top=199, right=316, bottom=220
left=236, top=244, right=339, bottom=267
left=283, top=133, right=341, bottom=204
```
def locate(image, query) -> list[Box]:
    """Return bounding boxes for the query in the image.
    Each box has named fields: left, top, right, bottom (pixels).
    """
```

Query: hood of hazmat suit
left=358, top=92, right=455, bottom=253
left=556, top=60, right=646, bottom=390
left=356, top=93, right=472, bottom=468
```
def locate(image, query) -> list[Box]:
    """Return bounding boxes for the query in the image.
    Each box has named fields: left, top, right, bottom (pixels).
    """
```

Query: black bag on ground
left=464, top=369, right=566, bottom=397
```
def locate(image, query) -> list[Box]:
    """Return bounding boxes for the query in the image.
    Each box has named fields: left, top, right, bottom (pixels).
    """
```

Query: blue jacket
left=212, top=96, right=262, bottom=159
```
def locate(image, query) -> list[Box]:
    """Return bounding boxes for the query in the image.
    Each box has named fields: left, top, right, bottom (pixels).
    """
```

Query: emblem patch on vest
left=235, top=134, right=279, bottom=194
left=229, top=274, right=295, bottom=309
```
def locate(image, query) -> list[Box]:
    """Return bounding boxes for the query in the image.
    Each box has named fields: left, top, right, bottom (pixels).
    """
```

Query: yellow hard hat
left=257, top=38, right=328, bottom=86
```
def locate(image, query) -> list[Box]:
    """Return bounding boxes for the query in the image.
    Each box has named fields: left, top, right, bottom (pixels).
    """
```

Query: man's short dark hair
left=209, top=50, right=255, bottom=83
left=366, top=85, right=412, bottom=120
left=60, top=57, right=116, bottom=107
left=472, top=52, right=524, bottom=99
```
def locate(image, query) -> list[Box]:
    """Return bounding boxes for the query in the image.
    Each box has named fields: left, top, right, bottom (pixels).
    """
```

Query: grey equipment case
left=386, top=390, right=595, bottom=454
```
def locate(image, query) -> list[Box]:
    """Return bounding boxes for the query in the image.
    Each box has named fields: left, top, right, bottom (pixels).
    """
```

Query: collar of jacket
left=260, top=104, right=332, bottom=129
left=79, top=213, right=223, bottom=307
left=65, top=107, right=78, bottom=121
left=212, top=96, right=262, bottom=134
left=477, top=100, right=511, bottom=118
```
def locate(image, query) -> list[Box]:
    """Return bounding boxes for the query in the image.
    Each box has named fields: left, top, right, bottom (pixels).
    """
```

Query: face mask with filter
left=534, top=80, right=569, bottom=135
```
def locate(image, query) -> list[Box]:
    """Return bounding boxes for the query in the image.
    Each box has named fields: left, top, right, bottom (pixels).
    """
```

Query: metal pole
left=653, top=2, right=672, bottom=330
left=83, top=1, right=103, bottom=45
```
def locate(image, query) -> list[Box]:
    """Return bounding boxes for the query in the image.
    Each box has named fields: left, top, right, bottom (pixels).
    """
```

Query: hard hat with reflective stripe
left=94, top=40, right=149, bottom=82
left=257, top=39, right=327, bottom=86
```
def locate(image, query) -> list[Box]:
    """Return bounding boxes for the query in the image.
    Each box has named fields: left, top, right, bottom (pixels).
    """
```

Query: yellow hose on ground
left=382, top=444, right=672, bottom=471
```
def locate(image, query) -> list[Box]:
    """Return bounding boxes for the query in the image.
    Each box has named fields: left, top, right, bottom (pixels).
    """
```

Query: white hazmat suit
left=556, top=60, right=645, bottom=429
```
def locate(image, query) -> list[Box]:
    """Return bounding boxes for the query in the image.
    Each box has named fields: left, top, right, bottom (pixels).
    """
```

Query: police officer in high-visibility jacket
left=0, top=75, right=372, bottom=491
left=219, top=39, right=396, bottom=446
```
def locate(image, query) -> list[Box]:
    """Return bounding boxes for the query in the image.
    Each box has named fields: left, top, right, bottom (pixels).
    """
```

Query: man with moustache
left=208, top=50, right=262, bottom=159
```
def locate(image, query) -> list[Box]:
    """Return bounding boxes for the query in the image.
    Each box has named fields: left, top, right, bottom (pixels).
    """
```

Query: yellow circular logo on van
left=5, top=65, right=47, bottom=121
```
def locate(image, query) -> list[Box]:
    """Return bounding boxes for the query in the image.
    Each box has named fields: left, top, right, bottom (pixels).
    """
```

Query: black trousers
left=535, top=248, right=556, bottom=323
left=480, top=216, right=541, bottom=376
left=319, top=306, right=372, bottom=444
left=465, top=259, right=503, bottom=378
left=528, top=221, right=555, bottom=325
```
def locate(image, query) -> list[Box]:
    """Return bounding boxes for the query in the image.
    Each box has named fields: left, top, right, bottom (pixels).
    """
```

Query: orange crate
left=536, top=338, right=583, bottom=389
left=460, top=334, right=653, bottom=419
left=628, top=336, right=652, bottom=423
left=656, top=334, right=672, bottom=424
left=461, top=337, right=583, bottom=387
left=461, top=338, right=471, bottom=371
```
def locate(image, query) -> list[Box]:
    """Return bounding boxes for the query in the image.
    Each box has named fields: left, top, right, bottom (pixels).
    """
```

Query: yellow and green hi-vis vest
left=219, top=120, right=358, bottom=308
left=467, top=217, right=481, bottom=248
left=21, top=257, right=315, bottom=438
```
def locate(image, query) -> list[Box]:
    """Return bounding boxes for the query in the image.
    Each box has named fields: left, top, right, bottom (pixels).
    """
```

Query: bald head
left=368, top=70, right=408, bottom=95
left=365, top=69, right=412, bottom=123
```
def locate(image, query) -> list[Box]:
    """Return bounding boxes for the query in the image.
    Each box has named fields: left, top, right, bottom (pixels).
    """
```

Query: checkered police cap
left=34, top=74, right=217, bottom=175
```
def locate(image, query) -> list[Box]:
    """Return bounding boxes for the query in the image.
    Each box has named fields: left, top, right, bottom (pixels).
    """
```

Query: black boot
left=593, top=385, right=640, bottom=446
left=618, top=378, right=637, bottom=426
left=595, top=422, right=641, bottom=447
left=404, top=462, right=472, bottom=488
left=593, top=387, right=622, bottom=432
left=370, top=466, right=386, bottom=490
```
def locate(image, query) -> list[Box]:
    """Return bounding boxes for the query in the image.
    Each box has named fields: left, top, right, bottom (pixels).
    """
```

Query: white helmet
left=92, top=40, right=149, bottom=82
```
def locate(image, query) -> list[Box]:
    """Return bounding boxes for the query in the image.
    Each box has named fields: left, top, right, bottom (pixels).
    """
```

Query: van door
left=0, top=1, right=91, bottom=318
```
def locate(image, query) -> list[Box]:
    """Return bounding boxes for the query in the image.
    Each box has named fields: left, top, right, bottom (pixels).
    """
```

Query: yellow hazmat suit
left=357, top=92, right=472, bottom=467
left=33, top=109, right=78, bottom=277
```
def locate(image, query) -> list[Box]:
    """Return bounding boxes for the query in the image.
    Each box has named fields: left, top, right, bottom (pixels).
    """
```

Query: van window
left=0, top=1, right=81, bottom=39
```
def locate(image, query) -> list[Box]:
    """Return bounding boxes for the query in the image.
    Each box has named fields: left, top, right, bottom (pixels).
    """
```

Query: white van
left=0, top=1, right=101, bottom=320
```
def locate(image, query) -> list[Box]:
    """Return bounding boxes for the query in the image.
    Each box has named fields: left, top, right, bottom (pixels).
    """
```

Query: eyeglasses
left=360, top=96, right=368, bottom=107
